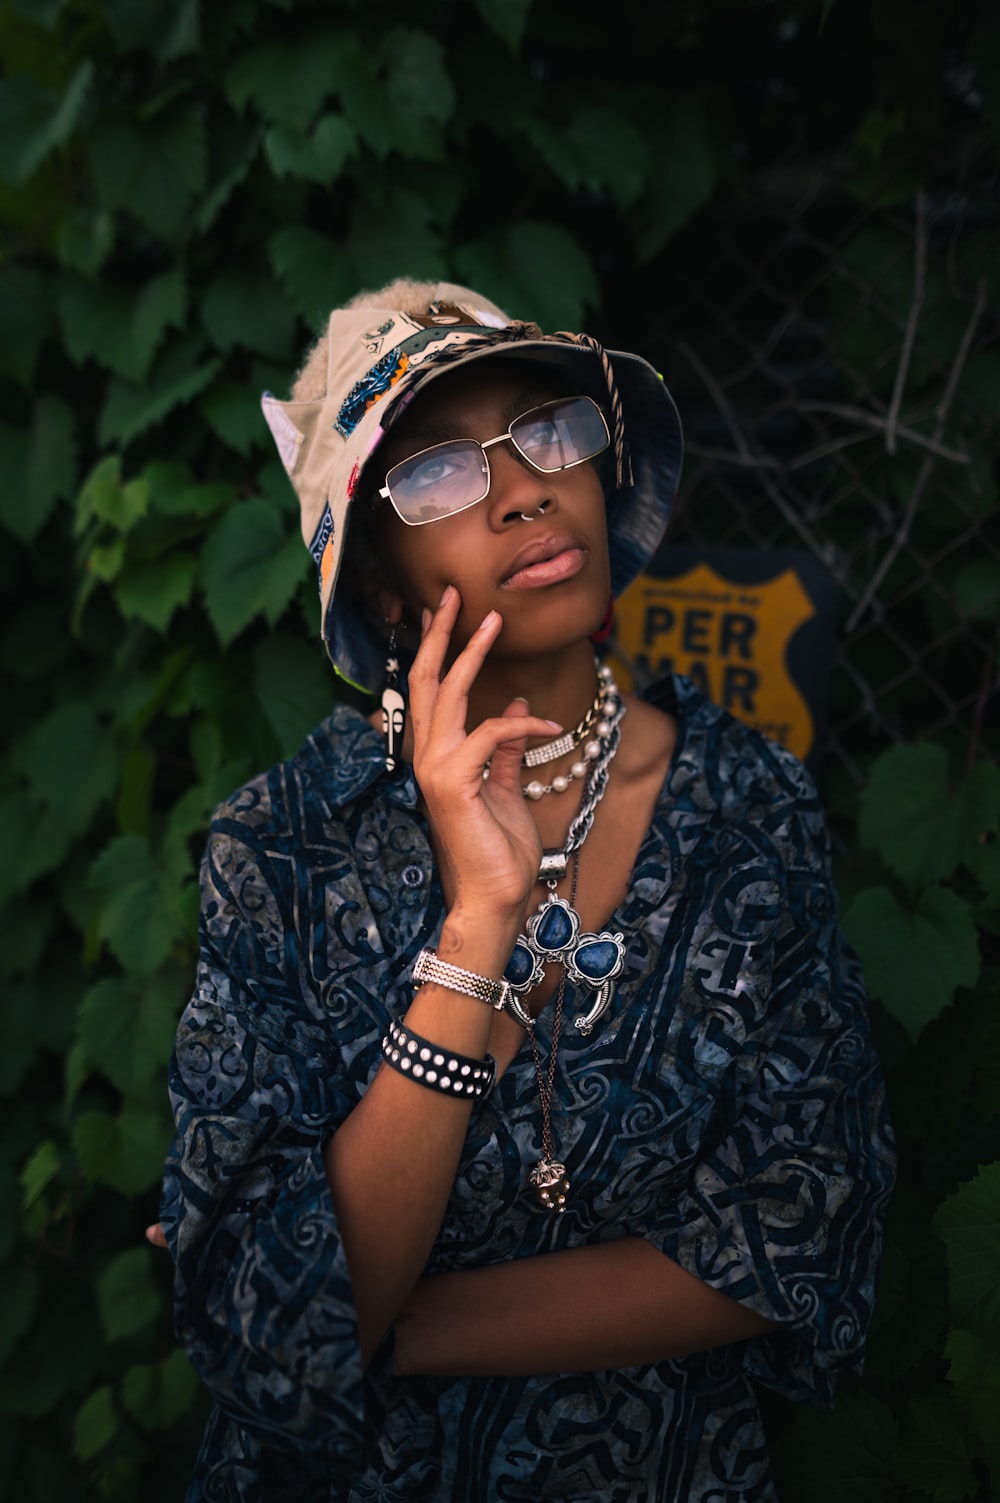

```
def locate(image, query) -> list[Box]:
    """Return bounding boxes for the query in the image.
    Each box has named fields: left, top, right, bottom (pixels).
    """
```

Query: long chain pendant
left=529, top=1158, right=570, bottom=1213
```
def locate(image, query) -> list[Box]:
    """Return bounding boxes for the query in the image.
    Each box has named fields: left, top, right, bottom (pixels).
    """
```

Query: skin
left=152, top=359, right=779, bottom=1375
left=326, top=360, right=778, bottom=1372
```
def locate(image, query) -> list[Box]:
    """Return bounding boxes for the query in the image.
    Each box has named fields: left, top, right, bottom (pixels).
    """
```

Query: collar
left=305, top=673, right=724, bottom=816
left=301, top=703, right=420, bottom=813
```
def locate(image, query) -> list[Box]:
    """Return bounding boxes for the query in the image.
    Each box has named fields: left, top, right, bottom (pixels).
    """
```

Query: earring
left=381, top=626, right=406, bottom=775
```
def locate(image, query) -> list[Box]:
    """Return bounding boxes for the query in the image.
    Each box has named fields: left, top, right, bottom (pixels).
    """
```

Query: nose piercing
left=520, top=500, right=548, bottom=521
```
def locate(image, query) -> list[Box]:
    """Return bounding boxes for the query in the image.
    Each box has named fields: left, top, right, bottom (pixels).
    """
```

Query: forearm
left=393, top=1237, right=779, bottom=1377
left=324, top=908, right=519, bottom=1367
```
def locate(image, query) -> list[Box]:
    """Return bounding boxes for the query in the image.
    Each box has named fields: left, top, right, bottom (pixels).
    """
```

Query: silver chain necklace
left=504, top=688, right=628, bottom=1039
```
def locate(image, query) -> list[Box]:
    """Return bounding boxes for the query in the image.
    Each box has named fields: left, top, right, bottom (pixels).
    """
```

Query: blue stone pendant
left=504, top=891, right=627, bottom=1035
left=527, top=896, right=580, bottom=956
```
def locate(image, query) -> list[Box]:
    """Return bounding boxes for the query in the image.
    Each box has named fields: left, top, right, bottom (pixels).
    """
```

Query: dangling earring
left=381, top=626, right=406, bottom=775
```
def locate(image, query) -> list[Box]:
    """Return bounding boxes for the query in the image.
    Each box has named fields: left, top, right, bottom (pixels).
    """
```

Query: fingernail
left=545, top=719, right=562, bottom=730
left=421, top=607, right=431, bottom=632
left=439, top=585, right=454, bottom=606
left=478, top=609, right=500, bottom=631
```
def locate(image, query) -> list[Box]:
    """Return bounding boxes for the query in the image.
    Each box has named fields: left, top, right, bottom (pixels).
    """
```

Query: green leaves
left=72, top=1105, right=170, bottom=1194
left=456, top=221, right=600, bottom=327
left=858, top=744, right=1000, bottom=890
left=253, top=633, right=334, bottom=758
left=61, top=267, right=187, bottom=383
left=772, top=1390, right=898, bottom=1502
left=934, top=1164, right=1000, bottom=1343
left=88, top=105, right=206, bottom=241
left=77, top=972, right=184, bottom=1094
left=844, top=746, right=997, bottom=1039
left=473, top=0, right=535, bottom=53
left=201, top=498, right=308, bottom=644
left=14, top=701, right=117, bottom=835
left=89, top=834, right=190, bottom=975
left=0, top=395, right=76, bottom=542
left=0, top=0, right=996, bottom=1490
left=264, top=114, right=355, bottom=184
left=843, top=884, right=980, bottom=1040
left=97, top=1248, right=164, bottom=1342
left=122, top=1350, right=199, bottom=1430
left=0, top=61, right=93, bottom=184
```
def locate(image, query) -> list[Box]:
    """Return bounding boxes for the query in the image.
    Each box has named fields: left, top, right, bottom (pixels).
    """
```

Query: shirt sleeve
left=644, top=764, right=896, bottom=1407
left=160, top=808, right=371, bottom=1474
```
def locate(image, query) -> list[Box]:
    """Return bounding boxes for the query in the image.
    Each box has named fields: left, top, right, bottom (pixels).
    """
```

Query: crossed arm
left=322, top=593, right=776, bottom=1374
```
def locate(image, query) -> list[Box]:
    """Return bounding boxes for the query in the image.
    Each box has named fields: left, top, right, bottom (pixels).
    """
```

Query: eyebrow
left=387, top=390, right=563, bottom=450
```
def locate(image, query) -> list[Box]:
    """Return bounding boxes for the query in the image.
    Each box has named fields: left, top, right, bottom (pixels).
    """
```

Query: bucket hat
left=261, top=281, right=683, bottom=693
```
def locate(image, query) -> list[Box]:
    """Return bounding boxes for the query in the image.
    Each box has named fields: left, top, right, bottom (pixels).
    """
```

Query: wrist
left=437, top=910, right=523, bottom=979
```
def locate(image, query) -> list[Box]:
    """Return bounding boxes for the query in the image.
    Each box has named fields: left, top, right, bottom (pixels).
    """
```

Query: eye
left=404, top=445, right=482, bottom=491
left=517, top=417, right=561, bottom=452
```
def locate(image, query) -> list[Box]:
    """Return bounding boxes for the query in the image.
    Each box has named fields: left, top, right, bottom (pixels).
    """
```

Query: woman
left=161, top=279, right=894, bottom=1501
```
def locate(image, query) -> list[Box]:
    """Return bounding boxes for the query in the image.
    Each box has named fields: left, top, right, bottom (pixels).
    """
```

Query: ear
left=377, top=588, right=404, bottom=627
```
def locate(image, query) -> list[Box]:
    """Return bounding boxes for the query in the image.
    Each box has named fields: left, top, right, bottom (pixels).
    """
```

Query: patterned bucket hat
left=262, top=281, right=683, bottom=693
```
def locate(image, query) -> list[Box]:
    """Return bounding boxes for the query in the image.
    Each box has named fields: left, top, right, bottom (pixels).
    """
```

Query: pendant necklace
left=524, top=851, right=578, bottom=1213
left=504, top=680, right=628, bottom=1040
left=504, top=669, right=629, bottom=1214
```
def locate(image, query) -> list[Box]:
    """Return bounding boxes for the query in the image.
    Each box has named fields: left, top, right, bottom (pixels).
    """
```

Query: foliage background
left=1, top=0, right=998, bottom=1497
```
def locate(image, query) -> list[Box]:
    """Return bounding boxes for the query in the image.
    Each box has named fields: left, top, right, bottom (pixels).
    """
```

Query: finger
left=435, top=608, right=504, bottom=701
left=488, top=698, right=535, bottom=785
left=145, top=1222, right=168, bottom=1250
left=462, top=711, right=562, bottom=778
left=410, top=601, right=503, bottom=744
left=408, top=586, right=463, bottom=724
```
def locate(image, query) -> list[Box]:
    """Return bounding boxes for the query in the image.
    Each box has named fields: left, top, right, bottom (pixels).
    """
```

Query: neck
left=461, top=640, right=602, bottom=737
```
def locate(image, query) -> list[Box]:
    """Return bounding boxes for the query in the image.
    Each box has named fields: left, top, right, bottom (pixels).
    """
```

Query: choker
left=522, top=663, right=619, bottom=801
left=522, top=662, right=615, bottom=769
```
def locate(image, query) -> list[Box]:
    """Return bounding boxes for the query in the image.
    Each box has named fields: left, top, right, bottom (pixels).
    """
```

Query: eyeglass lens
left=383, top=397, right=609, bottom=525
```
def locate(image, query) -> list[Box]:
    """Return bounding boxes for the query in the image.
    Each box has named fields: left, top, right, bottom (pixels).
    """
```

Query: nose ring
left=520, top=500, right=548, bottom=522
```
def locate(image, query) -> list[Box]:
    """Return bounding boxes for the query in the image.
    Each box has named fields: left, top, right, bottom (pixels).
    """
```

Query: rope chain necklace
left=503, top=670, right=628, bottom=1213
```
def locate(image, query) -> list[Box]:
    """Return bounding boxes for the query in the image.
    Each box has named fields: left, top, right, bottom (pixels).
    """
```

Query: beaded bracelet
left=381, top=1019, right=497, bottom=1099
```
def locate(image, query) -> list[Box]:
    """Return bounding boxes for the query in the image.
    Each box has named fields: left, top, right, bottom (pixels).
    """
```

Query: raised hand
left=408, top=585, right=559, bottom=924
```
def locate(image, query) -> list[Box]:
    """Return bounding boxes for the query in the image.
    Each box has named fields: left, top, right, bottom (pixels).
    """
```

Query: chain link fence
left=622, top=131, right=1000, bottom=790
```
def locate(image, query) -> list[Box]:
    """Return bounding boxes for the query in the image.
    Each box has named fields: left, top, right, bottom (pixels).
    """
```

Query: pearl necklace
left=522, top=665, right=619, bottom=801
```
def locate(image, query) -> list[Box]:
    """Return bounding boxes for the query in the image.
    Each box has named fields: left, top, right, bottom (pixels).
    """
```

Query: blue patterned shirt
left=162, top=675, right=894, bottom=1501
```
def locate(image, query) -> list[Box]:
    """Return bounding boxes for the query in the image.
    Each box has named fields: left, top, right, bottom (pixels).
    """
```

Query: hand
left=408, top=586, right=559, bottom=922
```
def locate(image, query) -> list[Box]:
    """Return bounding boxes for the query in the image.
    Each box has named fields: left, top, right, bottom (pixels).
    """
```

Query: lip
left=500, top=532, right=588, bottom=589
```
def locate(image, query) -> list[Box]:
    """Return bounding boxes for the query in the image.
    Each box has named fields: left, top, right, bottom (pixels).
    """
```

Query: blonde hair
left=290, top=278, right=510, bottom=401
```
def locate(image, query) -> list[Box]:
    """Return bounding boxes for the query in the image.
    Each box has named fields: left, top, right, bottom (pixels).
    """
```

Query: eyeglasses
left=376, top=396, right=610, bottom=526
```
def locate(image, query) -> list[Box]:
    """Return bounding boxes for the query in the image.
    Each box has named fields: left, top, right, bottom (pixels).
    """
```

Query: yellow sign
left=613, top=561, right=818, bottom=762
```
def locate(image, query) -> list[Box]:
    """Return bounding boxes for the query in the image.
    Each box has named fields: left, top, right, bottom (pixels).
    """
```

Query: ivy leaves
left=843, top=744, right=999, bottom=1041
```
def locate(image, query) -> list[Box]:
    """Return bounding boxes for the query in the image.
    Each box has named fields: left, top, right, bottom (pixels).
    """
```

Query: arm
left=393, top=1238, right=778, bottom=1377
left=324, top=589, right=563, bottom=1364
left=166, top=589, right=560, bottom=1448
left=396, top=752, right=894, bottom=1392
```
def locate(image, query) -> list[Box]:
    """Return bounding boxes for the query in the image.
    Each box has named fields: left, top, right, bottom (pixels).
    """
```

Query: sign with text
left=611, top=545, right=837, bottom=773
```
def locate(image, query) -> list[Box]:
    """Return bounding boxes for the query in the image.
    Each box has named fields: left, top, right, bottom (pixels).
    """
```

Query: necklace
left=504, top=692, right=628, bottom=1042
left=522, top=665, right=620, bottom=800
left=524, top=852, right=578, bottom=1213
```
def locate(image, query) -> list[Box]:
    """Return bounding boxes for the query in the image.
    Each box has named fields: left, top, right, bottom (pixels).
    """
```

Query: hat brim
left=326, top=339, right=682, bottom=694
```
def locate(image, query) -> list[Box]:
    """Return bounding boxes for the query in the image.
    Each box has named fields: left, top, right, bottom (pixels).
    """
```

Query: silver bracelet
left=413, top=947, right=513, bottom=1011
left=381, top=1019, right=497, bottom=1098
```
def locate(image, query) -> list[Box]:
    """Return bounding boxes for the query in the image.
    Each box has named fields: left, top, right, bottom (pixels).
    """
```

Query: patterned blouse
left=161, top=675, right=895, bottom=1502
